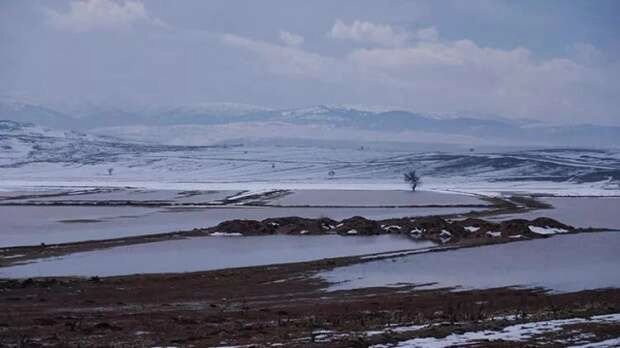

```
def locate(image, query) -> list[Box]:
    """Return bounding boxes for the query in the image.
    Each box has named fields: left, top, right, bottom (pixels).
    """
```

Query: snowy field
left=1, top=120, right=619, bottom=196
left=2, top=120, right=620, bottom=248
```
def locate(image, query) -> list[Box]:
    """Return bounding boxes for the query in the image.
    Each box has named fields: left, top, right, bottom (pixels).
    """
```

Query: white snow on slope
left=1, top=121, right=619, bottom=195
left=487, top=231, right=502, bottom=237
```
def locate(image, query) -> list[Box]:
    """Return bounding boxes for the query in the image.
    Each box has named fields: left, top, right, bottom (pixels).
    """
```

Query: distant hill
left=1, top=99, right=618, bottom=147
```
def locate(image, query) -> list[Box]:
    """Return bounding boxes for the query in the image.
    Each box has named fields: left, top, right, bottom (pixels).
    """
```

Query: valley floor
left=1, top=254, right=619, bottom=347
left=0, top=187, right=619, bottom=347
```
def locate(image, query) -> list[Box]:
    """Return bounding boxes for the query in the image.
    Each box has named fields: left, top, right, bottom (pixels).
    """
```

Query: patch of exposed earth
left=0, top=256, right=618, bottom=347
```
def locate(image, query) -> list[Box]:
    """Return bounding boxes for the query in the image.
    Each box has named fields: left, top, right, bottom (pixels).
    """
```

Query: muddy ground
left=1, top=255, right=619, bottom=347
left=1, top=193, right=618, bottom=347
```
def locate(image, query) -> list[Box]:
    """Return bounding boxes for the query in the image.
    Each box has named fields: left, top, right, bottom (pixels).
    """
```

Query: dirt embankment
left=0, top=216, right=575, bottom=268
left=207, top=215, right=573, bottom=243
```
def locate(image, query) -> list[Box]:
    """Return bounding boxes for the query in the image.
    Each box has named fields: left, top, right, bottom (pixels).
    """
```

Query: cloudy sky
left=1, top=0, right=619, bottom=125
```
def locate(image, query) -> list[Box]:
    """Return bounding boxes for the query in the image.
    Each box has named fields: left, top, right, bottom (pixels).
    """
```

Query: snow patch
left=569, top=338, right=620, bottom=347
left=225, top=189, right=275, bottom=202
left=1, top=254, right=25, bottom=259
left=410, top=228, right=424, bottom=236
left=372, top=313, right=620, bottom=348
left=209, top=232, right=243, bottom=237
left=528, top=226, right=569, bottom=235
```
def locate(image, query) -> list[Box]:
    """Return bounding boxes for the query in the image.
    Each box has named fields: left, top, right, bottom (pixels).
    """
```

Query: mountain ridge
left=0, top=100, right=618, bottom=147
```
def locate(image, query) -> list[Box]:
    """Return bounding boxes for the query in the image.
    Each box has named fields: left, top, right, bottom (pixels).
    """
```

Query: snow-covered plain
left=1, top=120, right=619, bottom=195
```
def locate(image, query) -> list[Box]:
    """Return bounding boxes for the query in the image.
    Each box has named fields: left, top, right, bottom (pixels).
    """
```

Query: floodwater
left=1, top=188, right=236, bottom=204
left=492, top=196, right=620, bottom=229
left=271, top=190, right=484, bottom=206
left=0, top=205, right=478, bottom=247
left=320, top=231, right=620, bottom=293
left=0, top=235, right=434, bottom=278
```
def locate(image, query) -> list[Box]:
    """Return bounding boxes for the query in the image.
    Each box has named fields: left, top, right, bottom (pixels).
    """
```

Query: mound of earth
left=208, top=216, right=574, bottom=244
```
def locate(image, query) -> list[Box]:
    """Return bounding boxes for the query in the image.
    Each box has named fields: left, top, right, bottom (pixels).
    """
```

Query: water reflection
left=321, top=232, right=620, bottom=293
left=0, top=234, right=433, bottom=278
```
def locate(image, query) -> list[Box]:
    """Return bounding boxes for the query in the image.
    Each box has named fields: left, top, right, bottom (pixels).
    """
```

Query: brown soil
left=1, top=256, right=618, bottom=347
left=1, top=194, right=616, bottom=347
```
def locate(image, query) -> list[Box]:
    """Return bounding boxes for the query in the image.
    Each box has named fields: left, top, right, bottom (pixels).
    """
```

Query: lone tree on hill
left=404, top=170, right=420, bottom=191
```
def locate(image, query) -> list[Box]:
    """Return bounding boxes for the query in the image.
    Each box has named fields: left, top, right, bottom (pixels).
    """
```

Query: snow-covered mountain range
left=1, top=99, right=619, bottom=147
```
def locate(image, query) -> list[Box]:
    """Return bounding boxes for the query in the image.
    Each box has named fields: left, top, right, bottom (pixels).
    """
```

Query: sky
left=1, top=0, right=619, bottom=125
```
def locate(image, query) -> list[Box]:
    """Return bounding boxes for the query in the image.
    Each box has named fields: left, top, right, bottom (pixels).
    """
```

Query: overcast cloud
left=1, top=0, right=619, bottom=125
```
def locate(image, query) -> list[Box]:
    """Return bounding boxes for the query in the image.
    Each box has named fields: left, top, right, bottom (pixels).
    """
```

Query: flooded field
left=0, top=188, right=486, bottom=247
left=3, top=188, right=619, bottom=290
left=321, top=231, right=620, bottom=293
left=3, top=189, right=237, bottom=205
left=270, top=190, right=484, bottom=206
left=0, top=188, right=486, bottom=206
left=0, top=234, right=433, bottom=278
left=491, top=196, right=620, bottom=229
left=0, top=205, right=479, bottom=247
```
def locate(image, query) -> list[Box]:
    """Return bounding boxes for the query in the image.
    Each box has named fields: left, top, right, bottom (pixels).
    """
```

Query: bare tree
left=404, top=170, right=420, bottom=191
left=107, top=167, right=114, bottom=176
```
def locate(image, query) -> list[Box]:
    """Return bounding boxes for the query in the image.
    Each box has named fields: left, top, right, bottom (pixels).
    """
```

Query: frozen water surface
left=0, top=190, right=483, bottom=247
left=0, top=235, right=434, bottom=278
left=321, top=231, right=620, bottom=292
left=0, top=188, right=238, bottom=204
left=270, top=190, right=483, bottom=206
left=0, top=205, right=476, bottom=247
left=492, top=196, right=620, bottom=229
